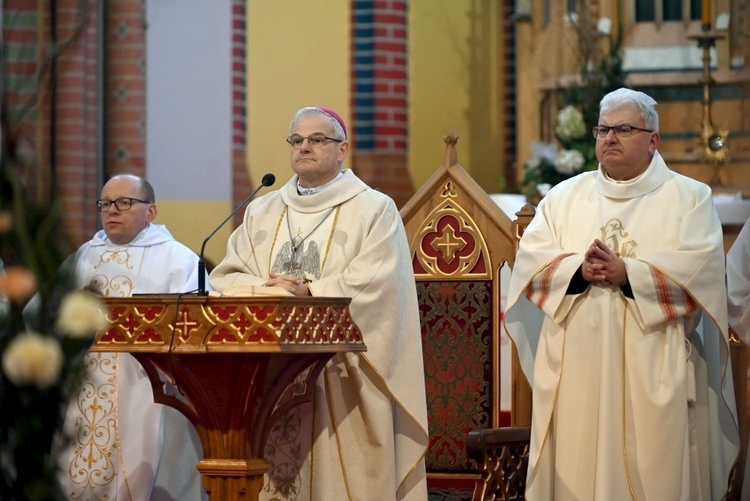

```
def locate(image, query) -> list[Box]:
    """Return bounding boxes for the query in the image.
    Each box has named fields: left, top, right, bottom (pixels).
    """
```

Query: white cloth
left=728, top=218, right=750, bottom=347
left=209, top=169, right=429, bottom=501
left=504, top=152, right=739, bottom=500
left=56, top=224, right=206, bottom=500
left=726, top=217, right=750, bottom=500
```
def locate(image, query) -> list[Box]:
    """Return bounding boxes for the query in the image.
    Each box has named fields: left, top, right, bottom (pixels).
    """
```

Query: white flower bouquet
left=522, top=105, right=598, bottom=200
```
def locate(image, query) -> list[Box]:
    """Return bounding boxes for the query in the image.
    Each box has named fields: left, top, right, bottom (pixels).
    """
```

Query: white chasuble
left=505, top=152, right=739, bottom=501
left=57, top=224, right=206, bottom=501
left=261, top=205, right=339, bottom=499
left=728, top=219, right=750, bottom=347
left=726, top=218, right=750, bottom=500
left=209, top=170, right=429, bottom=501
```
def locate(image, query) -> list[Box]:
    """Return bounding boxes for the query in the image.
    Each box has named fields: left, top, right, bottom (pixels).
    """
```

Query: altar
left=714, top=192, right=750, bottom=252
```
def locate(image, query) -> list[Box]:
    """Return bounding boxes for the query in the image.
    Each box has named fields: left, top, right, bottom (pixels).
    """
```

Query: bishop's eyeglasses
left=96, top=198, right=151, bottom=212
left=286, top=133, right=343, bottom=149
left=592, top=124, right=654, bottom=139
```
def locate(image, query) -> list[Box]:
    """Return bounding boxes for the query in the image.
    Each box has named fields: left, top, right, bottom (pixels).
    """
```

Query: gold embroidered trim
left=320, top=205, right=340, bottom=275
left=621, top=304, right=638, bottom=501
left=309, top=383, right=317, bottom=498
left=67, top=353, right=119, bottom=500
left=114, top=354, right=135, bottom=500
left=324, top=365, right=354, bottom=501
left=270, top=206, right=288, bottom=267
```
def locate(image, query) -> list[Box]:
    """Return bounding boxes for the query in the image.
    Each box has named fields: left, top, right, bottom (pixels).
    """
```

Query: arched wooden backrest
left=400, top=133, right=531, bottom=490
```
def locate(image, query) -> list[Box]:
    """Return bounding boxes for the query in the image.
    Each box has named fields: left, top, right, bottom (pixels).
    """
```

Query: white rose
left=555, top=105, right=587, bottom=141
left=2, top=331, right=64, bottom=389
left=555, top=149, right=586, bottom=174
left=56, top=291, right=108, bottom=338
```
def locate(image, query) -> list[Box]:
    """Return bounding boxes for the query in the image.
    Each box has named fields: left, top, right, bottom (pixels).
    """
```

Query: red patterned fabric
left=418, top=280, right=495, bottom=472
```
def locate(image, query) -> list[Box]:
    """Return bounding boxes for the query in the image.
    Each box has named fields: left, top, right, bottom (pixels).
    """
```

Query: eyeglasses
left=592, top=124, right=654, bottom=139
left=96, top=197, right=151, bottom=212
left=286, top=133, right=343, bottom=149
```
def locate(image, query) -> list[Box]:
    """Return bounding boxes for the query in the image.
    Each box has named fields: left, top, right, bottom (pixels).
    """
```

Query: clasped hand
left=265, top=273, right=311, bottom=296
left=582, top=239, right=627, bottom=286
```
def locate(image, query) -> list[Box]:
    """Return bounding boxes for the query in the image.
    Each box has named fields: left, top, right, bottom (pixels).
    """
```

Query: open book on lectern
left=208, top=283, right=294, bottom=297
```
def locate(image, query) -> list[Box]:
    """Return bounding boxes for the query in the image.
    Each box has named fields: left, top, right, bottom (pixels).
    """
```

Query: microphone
left=197, top=173, right=276, bottom=296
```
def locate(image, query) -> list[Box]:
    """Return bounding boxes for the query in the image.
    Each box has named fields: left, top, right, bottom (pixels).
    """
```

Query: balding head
left=99, top=175, right=157, bottom=244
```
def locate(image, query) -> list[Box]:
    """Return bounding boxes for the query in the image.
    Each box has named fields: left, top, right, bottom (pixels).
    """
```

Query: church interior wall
left=408, top=0, right=507, bottom=194
left=2, top=0, right=750, bottom=491
left=144, top=0, right=234, bottom=264
left=514, top=0, right=749, bottom=195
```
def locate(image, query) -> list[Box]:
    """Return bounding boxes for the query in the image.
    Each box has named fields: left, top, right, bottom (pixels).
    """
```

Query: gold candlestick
left=702, top=0, right=711, bottom=31
left=688, top=31, right=728, bottom=185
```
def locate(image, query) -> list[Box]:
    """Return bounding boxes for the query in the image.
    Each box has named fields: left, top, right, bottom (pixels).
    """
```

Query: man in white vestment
left=46, top=174, right=206, bottom=500
left=728, top=219, right=750, bottom=348
left=209, top=107, right=429, bottom=500
left=726, top=218, right=750, bottom=499
left=504, top=88, right=740, bottom=500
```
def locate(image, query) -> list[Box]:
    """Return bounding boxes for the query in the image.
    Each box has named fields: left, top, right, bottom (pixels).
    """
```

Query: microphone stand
left=197, top=174, right=275, bottom=295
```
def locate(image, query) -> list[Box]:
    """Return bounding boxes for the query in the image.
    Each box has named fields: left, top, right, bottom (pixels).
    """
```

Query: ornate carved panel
left=411, top=181, right=493, bottom=280
left=95, top=296, right=364, bottom=353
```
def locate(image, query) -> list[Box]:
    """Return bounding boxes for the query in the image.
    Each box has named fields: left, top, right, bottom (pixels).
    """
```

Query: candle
left=702, top=0, right=711, bottom=28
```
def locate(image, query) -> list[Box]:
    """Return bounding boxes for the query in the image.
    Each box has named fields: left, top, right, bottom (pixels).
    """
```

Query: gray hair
left=599, top=88, right=659, bottom=132
left=289, top=107, right=347, bottom=141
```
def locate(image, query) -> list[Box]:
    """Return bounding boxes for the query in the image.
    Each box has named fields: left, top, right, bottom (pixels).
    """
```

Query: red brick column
left=3, top=0, right=148, bottom=246
left=105, top=0, right=146, bottom=179
left=231, top=0, right=252, bottom=228
left=351, top=0, right=413, bottom=207
left=55, top=0, right=105, bottom=244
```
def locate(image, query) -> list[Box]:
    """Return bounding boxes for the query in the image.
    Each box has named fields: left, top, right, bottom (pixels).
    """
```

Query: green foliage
left=0, top=105, right=94, bottom=500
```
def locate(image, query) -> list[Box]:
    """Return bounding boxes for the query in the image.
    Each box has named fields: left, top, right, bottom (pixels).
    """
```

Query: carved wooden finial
left=442, top=130, right=459, bottom=168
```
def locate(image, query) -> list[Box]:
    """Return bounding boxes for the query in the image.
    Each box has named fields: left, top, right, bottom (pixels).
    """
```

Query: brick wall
left=54, top=0, right=103, bottom=244
left=231, top=0, right=252, bottom=228
left=2, top=1, right=53, bottom=206
left=105, top=1, right=146, bottom=181
left=2, top=0, right=147, bottom=247
left=351, top=0, right=413, bottom=207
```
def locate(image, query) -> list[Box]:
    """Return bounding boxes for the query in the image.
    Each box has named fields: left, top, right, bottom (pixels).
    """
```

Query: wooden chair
left=400, top=133, right=531, bottom=498
left=465, top=426, right=530, bottom=501
left=464, top=200, right=535, bottom=501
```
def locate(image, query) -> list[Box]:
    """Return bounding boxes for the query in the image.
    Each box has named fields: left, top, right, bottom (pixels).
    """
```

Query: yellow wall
left=175, top=0, right=509, bottom=265
left=163, top=2, right=352, bottom=265
left=409, top=1, right=505, bottom=193
left=155, top=200, right=233, bottom=266
left=244, top=0, right=507, bottom=196
left=245, top=1, right=351, bottom=189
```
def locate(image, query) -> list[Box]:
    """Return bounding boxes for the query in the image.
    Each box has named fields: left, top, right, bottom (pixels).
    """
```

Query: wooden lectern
left=93, top=295, right=365, bottom=500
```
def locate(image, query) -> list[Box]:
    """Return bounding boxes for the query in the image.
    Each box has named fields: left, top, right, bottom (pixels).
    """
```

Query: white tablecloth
left=714, top=193, right=750, bottom=226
